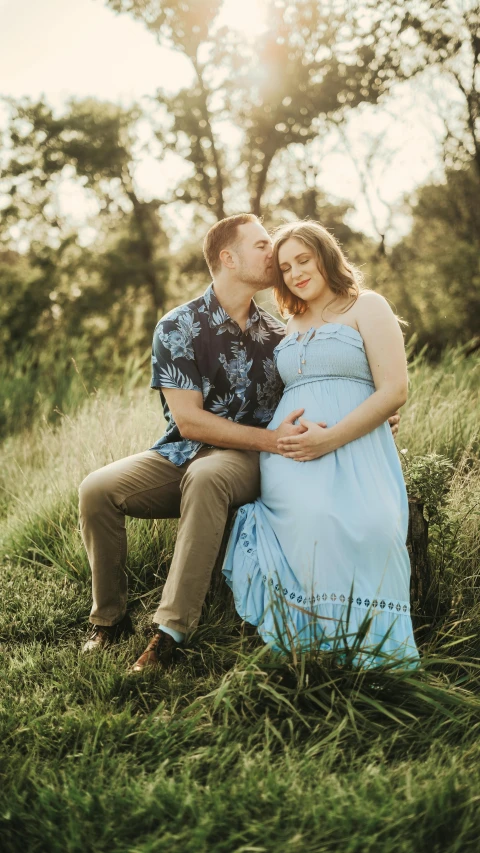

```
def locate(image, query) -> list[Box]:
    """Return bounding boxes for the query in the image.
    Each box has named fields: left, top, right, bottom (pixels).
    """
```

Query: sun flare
left=218, top=0, right=269, bottom=40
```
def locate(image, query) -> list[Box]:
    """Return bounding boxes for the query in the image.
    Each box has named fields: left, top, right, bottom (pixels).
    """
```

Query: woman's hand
left=277, top=417, right=330, bottom=461
left=279, top=411, right=400, bottom=460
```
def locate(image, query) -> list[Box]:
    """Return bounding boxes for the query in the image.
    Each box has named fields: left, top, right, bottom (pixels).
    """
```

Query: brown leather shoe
left=82, top=613, right=134, bottom=653
left=128, top=630, right=179, bottom=673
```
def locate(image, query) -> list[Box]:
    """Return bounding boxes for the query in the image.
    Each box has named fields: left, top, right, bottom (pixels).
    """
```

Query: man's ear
left=219, top=248, right=235, bottom=269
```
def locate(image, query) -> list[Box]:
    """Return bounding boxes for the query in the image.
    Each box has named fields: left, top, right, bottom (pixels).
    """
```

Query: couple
left=79, top=213, right=419, bottom=671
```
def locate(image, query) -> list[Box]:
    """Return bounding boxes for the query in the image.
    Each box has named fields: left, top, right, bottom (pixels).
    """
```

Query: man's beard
left=238, top=259, right=275, bottom=289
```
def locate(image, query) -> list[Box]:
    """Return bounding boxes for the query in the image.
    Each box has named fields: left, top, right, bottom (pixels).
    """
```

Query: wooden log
left=407, top=499, right=430, bottom=608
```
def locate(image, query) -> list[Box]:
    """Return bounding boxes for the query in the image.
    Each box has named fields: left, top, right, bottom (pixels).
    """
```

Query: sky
left=0, top=0, right=449, bottom=243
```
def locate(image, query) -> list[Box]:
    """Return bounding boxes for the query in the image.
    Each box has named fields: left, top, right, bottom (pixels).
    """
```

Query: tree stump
left=407, top=499, right=431, bottom=634
left=407, top=499, right=430, bottom=605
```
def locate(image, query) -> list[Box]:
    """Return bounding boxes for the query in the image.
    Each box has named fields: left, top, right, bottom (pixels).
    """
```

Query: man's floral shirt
left=150, top=284, right=286, bottom=465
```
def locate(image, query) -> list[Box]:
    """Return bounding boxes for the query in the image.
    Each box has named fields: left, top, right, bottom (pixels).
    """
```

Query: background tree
left=366, top=0, right=480, bottom=173
left=107, top=0, right=417, bottom=218
left=231, top=0, right=412, bottom=216
left=108, top=0, right=227, bottom=218
left=370, top=161, right=480, bottom=350
left=0, top=97, right=171, bottom=349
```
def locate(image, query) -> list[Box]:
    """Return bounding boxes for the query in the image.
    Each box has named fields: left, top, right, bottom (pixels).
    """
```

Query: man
left=79, top=213, right=399, bottom=672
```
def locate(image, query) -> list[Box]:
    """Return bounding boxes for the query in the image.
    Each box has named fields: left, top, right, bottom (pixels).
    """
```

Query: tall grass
left=0, top=337, right=150, bottom=441
left=398, top=345, right=480, bottom=461
left=0, top=386, right=166, bottom=563
left=0, top=345, right=480, bottom=852
left=1, top=346, right=478, bottom=598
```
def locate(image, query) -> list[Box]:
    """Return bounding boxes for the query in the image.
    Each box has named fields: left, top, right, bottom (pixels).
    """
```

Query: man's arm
left=162, top=387, right=307, bottom=453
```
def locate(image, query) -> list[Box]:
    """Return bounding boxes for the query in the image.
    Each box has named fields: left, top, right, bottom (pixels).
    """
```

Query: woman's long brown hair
left=272, top=221, right=363, bottom=318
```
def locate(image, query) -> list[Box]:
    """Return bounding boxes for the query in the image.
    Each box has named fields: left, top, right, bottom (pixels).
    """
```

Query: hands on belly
left=277, top=414, right=330, bottom=462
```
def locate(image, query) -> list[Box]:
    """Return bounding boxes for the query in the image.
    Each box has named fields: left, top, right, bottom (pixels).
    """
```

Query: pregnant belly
left=269, top=378, right=374, bottom=430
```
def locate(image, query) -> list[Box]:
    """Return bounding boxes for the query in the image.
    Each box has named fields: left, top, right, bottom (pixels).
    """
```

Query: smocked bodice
left=274, top=323, right=374, bottom=390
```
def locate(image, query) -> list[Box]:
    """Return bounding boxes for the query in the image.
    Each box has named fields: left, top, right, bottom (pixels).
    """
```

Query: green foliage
left=401, top=452, right=461, bottom=616
left=1, top=97, right=140, bottom=221
left=1, top=3, right=479, bottom=357
left=401, top=452, right=454, bottom=522
left=354, top=157, right=479, bottom=352
left=0, top=96, right=171, bottom=330
left=0, top=250, right=51, bottom=355
left=379, top=164, right=480, bottom=350
left=0, top=96, right=175, bottom=442
left=397, top=345, right=480, bottom=460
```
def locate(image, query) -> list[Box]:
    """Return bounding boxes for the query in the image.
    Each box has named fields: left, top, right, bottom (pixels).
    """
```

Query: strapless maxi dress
left=223, top=323, right=419, bottom=665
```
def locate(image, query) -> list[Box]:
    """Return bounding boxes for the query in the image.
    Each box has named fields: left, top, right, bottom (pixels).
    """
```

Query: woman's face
left=277, top=237, right=329, bottom=304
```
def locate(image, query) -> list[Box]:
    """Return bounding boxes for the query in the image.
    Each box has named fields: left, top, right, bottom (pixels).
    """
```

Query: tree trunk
left=192, top=57, right=225, bottom=221
left=125, top=183, right=166, bottom=318
left=251, top=151, right=275, bottom=217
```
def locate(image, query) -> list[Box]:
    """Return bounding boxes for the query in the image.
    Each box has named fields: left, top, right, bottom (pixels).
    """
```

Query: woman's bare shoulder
left=355, top=290, right=404, bottom=342
left=355, top=290, right=393, bottom=317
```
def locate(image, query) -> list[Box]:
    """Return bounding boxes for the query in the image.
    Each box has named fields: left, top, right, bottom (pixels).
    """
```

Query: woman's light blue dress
left=223, top=324, right=419, bottom=666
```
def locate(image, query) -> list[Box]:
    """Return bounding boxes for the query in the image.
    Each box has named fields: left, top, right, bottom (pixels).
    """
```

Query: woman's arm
left=277, top=293, right=407, bottom=461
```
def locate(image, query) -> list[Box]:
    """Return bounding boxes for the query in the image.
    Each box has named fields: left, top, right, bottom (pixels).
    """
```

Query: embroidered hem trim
left=260, top=575, right=411, bottom=615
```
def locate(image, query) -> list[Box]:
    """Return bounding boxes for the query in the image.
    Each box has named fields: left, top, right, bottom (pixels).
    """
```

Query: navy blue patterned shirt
left=150, top=284, right=286, bottom=465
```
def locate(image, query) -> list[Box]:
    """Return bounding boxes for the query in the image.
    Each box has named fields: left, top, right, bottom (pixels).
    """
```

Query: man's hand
left=388, top=411, right=400, bottom=439
left=272, top=409, right=308, bottom=445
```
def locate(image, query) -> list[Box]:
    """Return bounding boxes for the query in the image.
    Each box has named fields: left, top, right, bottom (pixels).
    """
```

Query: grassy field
left=1, top=346, right=480, bottom=853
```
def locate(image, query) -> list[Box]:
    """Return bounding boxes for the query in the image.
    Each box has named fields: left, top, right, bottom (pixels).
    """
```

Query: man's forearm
left=180, top=408, right=277, bottom=453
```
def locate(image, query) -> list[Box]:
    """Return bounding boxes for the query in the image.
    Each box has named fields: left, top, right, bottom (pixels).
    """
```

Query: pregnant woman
left=223, top=221, right=419, bottom=666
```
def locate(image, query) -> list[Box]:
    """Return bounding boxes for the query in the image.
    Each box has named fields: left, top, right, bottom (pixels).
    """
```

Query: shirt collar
left=203, top=284, right=260, bottom=329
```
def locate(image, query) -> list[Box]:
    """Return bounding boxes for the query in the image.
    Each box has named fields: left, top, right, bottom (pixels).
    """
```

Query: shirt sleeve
left=150, top=309, right=202, bottom=392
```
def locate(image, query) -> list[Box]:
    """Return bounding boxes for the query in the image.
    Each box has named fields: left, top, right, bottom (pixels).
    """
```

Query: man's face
left=232, top=222, right=274, bottom=289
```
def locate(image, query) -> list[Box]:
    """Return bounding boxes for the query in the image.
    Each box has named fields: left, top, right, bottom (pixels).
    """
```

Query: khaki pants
left=78, top=447, right=260, bottom=634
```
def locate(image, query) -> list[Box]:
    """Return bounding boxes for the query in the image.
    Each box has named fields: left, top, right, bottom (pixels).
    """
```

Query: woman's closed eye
left=281, top=260, right=309, bottom=272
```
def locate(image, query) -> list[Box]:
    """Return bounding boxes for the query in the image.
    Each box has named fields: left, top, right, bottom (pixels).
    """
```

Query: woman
left=223, top=221, right=419, bottom=667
